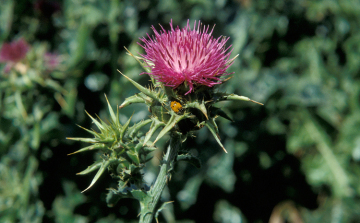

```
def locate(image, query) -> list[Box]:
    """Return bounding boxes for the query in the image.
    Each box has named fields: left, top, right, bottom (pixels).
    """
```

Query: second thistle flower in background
left=0, top=38, right=29, bottom=73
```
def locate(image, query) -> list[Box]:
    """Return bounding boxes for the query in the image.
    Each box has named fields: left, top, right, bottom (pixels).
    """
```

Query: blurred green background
left=1, top=0, right=360, bottom=222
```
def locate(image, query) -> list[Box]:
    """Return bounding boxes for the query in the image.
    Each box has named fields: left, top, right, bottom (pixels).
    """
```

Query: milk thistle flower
left=139, top=20, right=234, bottom=95
left=44, top=52, right=60, bottom=71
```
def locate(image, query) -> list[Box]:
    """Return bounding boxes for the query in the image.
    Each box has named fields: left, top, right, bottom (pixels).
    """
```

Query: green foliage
left=0, top=157, right=44, bottom=223
left=52, top=181, right=87, bottom=223
left=2, top=0, right=360, bottom=222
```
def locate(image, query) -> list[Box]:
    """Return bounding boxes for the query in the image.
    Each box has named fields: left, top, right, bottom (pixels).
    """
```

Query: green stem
left=139, top=134, right=180, bottom=223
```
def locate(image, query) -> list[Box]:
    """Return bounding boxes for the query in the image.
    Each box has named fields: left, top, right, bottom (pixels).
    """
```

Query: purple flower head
left=0, top=38, right=29, bottom=63
left=0, top=38, right=30, bottom=73
left=139, top=20, right=234, bottom=95
left=44, top=52, right=60, bottom=70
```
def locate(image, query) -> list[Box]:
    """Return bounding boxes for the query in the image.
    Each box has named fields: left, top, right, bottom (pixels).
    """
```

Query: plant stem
left=140, top=134, right=180, bottom=223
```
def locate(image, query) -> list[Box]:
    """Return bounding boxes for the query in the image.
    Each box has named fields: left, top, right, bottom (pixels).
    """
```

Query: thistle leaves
left=119, top=93, right=151, bottom=109
left=81, top=159, right=113, bottom=193
left=68, top=97, right=156, bottom=193
left=76, top=161, right=102, bottom=175
left=155, top=201, right=174, bottom=223
left=117, top=70, right=166, bottom=104
left=143, top=117, right=166, bottom=146
left=212, top=107, right=233, bottom=122
left=105, top=94, right=118, bottom=125
left=66, top=137, right=98, bottom=144
left=205, top=119, right=228, bottom=153
left=85, top=110, right=105, bottom=131
left=67, top=144, right=106, bottom=155
left=213, top=93, right=263, bottom=105
left=127, top=119, right=152, bottom=138
left=152, top=113, right=187, bottom=146
left=120, top=114, right=132, bottom=141
left=185, top=101, right=208, bottom=119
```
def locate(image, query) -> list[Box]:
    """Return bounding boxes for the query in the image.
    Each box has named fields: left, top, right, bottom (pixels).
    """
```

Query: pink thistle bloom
left=0, top=38, right=30, bottom=73
left=0, top=38, right=29, bottom=63
left=44, top=52, right=60, bottom=70
left=139, top=20, right=234, bottom=95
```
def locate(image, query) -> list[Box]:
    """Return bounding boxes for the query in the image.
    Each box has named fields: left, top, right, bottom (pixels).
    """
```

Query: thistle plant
left=68, top=20, right=262, bottom=223
left=0, top=36, right=67, bottom=222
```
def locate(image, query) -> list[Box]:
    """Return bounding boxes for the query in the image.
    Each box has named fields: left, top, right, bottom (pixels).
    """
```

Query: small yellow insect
left=170, top=101, right=183, bottom=113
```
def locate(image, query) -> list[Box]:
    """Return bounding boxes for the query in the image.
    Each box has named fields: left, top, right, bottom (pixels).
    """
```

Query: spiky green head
left=67, top=96, right=155, bottom=193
